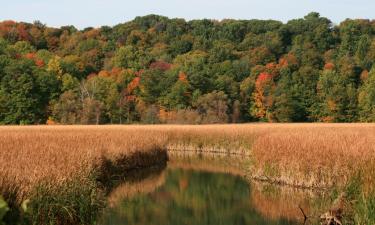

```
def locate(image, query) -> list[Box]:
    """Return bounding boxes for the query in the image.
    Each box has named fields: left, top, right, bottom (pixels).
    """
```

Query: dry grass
left=250, top=124, right=375, bottom=189
left=0, top=123, right=374, bottom=222
left=155, top=124, right=375, bottom=190
left=168, top=152, right=251, bottom=176
left=0, top=125, right=168, bottom=204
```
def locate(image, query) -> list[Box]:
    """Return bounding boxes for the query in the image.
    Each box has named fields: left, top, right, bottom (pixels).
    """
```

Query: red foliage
left=256, top=72, right=273, bottom=84
left=324, top=62, right=335, bottom=71
left=17, top=23, right=30, bottom=41
left=149, top=61, right=172, bottom=71
left=24, top=52, right=45, bottom=67
left=0, top=20, right=16, bottom=37
left=0, top=20, right=16, bottom=26
left=35, top=59, right=45, bottom=67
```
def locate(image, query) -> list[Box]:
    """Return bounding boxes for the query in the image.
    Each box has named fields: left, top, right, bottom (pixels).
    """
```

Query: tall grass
left=160, top=124, right=375, bottom=223
left=0, top=124, right=374, bottom=224
left=0, top=126, right=168, bottom=224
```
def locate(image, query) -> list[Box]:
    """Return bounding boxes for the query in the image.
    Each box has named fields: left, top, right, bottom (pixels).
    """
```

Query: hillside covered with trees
left=1, top=12, right=375, bottom=124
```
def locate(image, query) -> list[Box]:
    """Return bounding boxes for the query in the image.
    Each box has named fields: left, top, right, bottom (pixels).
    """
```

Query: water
left=99, top=154, right=327, bottom=225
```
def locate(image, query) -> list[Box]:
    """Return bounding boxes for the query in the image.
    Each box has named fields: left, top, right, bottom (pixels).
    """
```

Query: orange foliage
left=360, top=70, right=369, bottom=81
left=98, top=70, right=111, bottom=78
left=324, top=62, right=335, bottom=70
left=126, top=77, right=140, bottom=94
left=24, top=52, right=36, bottom=60
left=24, top=52, right=45, bottom=67
left=46, top=118, right=59, bottom=125
left=178, top=71, right=188, bottom=82
left=35, top=59, right=45, bottom=67
left=253, top=72, right=274, bottom=119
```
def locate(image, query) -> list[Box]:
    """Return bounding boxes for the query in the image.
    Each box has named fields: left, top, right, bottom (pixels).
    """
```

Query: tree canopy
left=1, top=13, right=375, bottom=124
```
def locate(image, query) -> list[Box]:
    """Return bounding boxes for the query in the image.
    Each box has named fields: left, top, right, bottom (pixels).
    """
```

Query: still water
left=99, top=154, right=326, bottom=225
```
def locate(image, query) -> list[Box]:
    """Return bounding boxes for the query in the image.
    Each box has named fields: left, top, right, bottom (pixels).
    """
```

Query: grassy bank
left=0, top=124, right=374, bottom=224
left=163, top=124, right=375, bottom=224
left=0, top=126, right=168, bottom=224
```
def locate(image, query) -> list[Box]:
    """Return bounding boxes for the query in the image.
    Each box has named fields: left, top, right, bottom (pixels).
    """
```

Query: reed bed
left=168, top=152, right=251, bottom=176
left=0, top=124, right=374, bottom=224
left=249, top=124, right=375, bottom=190
left=156, top=124, right=375, bottom=189
left=0, top=126, right=168, bottom=224
left=1, top=124, right=374, bottom=196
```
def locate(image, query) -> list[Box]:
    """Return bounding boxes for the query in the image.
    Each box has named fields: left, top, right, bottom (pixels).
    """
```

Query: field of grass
left=0, top=124, right=374, bottom=224
left=0, top=126, right=168, bottom=224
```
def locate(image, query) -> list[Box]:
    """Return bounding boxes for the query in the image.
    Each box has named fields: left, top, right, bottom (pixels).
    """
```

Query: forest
left=1, top=12, right=375, bottom=125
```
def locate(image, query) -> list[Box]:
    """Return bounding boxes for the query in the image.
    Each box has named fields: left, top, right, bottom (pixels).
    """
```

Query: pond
left=98, top=153, right=328, bottom=225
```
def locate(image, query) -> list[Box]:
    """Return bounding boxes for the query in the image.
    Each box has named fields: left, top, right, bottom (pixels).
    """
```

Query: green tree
left=317, top=69, right=358, bottom=122
left=358, top=68, right=375, bottom=121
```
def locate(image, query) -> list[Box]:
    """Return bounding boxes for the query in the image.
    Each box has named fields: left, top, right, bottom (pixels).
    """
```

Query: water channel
left=99, top=153, right=329, bottom=225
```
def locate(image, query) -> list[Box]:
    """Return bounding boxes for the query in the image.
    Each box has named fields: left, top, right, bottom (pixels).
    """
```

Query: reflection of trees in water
left=100, top=168, right=297, bottom=225
left=99, top=153, right=328, bottom=225
left=107, top=168, right=167, bottom=207
left=250, top=182, right=330, bottom=224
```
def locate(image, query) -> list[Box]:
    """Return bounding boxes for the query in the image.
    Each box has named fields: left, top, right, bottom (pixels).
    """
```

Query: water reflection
left=99, top=153, right=328, bottom=225
left=250, top=182, right=329, bottom=224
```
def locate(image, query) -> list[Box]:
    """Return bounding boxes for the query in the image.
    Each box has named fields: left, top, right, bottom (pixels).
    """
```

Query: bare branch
left=298, top=205, right=308, bottom=224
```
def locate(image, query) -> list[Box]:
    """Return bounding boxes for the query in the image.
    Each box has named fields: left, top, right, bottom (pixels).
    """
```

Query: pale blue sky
left=1, top=0, right=374, bottom=29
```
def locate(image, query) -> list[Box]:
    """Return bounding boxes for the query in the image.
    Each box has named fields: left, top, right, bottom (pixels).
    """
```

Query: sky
left=1, top=0, right=374, bottom=29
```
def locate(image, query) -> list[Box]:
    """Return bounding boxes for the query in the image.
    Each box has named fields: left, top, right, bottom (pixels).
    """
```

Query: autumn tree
left=251, top=72, right=276, bottom=121
left=195, top=91, right=229, bottom=124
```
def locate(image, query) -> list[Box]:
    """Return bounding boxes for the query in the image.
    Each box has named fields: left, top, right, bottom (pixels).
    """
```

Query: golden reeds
left=0, top=123, right=374, bottom=222
left=0, top=125, right=168, bottom=203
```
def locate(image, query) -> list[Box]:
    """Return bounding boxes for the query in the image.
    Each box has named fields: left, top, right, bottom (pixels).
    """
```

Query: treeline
left=1, top=12, right=375, bottom=124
